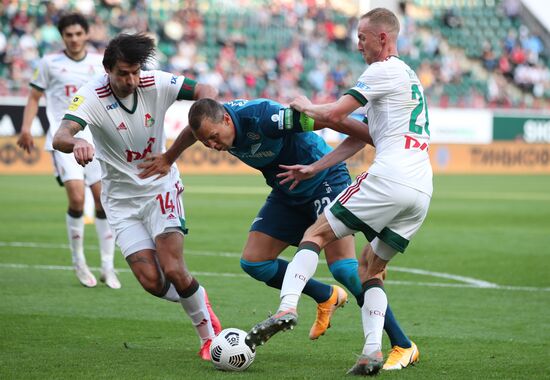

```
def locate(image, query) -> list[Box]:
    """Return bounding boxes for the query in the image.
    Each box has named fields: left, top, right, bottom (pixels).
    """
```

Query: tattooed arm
left=53, top=119, right=95, bottom=166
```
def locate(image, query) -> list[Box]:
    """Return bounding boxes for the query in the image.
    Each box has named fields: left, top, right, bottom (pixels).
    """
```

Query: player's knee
left=137, top=274, right=165, bottom=297
left=329, top=258, right=362, bottom=296
left=163, top=266, right=192, bottom=289
left=240, top=259, right=278, bottom=282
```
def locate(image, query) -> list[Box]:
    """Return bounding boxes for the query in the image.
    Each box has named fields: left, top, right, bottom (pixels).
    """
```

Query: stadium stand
left=0, top=0, right=548, bottom=108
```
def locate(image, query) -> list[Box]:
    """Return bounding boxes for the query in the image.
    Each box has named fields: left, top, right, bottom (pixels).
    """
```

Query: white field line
left=184, top=186, right=550, bottom=201
left=1, top=241, right=548, bottom=292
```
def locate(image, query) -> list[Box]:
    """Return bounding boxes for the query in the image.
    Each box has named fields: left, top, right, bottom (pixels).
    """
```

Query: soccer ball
left=210, top=328, right=256, bottom=371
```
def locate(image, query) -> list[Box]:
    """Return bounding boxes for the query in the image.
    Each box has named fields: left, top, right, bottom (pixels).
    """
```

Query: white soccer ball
left=210, top=328, right=256, bottom=371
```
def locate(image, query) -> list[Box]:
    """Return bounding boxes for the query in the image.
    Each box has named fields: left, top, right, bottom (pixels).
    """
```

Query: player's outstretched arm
left=53, top=119, right=94, bottom=166
left=138, top=125, right=197, bottom=179
left=291, top=94, right=360, bottom=124
left=193, top=83, right=218, bottom=100
left=17, top=88, right=43, bottom=154
left=315, top=117, right=373, bottom=146
left=278, top=136, right=366, bottom=190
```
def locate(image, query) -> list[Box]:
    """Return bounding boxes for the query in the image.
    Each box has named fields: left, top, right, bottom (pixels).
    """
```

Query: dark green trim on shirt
left=113, top=91, right=138, bottom=114
left=344, top=89, right=368, bottom=106
left=30, top=83, right=45, bottom=92
left=63, top=114, right=87, bottom=128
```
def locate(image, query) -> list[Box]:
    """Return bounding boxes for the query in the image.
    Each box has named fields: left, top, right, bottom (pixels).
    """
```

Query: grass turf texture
left=0, top=174, right=549, bottom=379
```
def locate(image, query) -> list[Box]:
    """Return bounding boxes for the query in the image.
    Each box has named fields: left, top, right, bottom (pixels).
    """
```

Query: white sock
left=66, top=213, right=85, bottom=266
left=84, top=188, right=95, bottom=220
left=162, top=283, right=180, bottom=302
left=95, top=217, right=115, bottom=272
left=279, top=248, right=319, bottom=311
left=179, top=285, right=215, bottom=343
left=361, top=287, right=387, bottom=355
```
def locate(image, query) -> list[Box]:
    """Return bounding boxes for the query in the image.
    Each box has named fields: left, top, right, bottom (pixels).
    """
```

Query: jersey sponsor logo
left=250, top=143, right=261, bottom=155
left=246, top=132, right=260, bottom=140
left=106, top=102, right=119, bottom=111
left=64, top=85, right=78, bottom=97
left=170, top=76, right=177, bottom=84
left=117, top=122, right=127, bottom=130
left=68, top=95, right=85, bottom=111
left=167, top=213, right=177, bottom=220
left=355, top=81, right=370, bottom=91
left=404, top=135, right=429, bottom=151
left=144, top=113, right=155, bottom=128
left=236, top=150, right=275, bottom=159
left=252, top=217, right=263, bottom=225
left=32, top=68, right=39, bottom=81
left=125, top=137, right=156, bottom=162
left=271, top=114, right=279, bottom=123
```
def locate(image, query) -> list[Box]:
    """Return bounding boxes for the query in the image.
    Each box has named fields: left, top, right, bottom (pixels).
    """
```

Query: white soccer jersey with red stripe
left=31, top=51, right=104, bottom=150
left=63, top=70, right=186, bottom=199
left=346, top=56, right=433, bottom=196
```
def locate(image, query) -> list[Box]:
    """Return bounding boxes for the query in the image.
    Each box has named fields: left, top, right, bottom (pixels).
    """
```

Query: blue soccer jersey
left=224, top=98, right=349, bottom=204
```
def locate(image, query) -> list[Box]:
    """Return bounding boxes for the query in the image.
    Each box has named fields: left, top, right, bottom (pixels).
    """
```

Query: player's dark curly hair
left=102, top=33, right=156, bottom=70
left=57, top=12, right=89, bottom=34
left=188, top=98, right=225, bottom=131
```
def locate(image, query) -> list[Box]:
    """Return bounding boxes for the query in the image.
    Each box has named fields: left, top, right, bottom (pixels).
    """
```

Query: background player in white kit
left=17, top=13, right=119, bottom=289
left=247, top=8, right=432, bottom=375
left=52, top=33, right=222, bottom=360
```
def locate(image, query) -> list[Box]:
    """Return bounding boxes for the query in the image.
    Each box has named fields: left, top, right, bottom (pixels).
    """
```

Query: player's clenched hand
left=17, top=131, right=34, bottom=154
left=277, top=164, right=316, bottom=190
left=72, top=139, right=94, bottom=167
left=137, top=153, right=170, bottom=179
left=289, top=95, right=312, bottom=113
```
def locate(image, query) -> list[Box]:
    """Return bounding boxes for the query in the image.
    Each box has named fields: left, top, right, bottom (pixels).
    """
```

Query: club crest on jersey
left=68, top=95, right=85, bottom=111
left=144, top=113, right=155, bottom=127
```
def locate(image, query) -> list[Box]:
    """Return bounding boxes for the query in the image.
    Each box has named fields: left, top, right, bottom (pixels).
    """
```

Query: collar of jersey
left=111, top=88, right=138, bottom=114
left=223, top=104, right=241, bottom=149
left=63, top=50, right=88, bottom=62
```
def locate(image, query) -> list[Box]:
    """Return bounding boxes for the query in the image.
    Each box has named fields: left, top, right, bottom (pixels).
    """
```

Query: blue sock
left=384, top=304, right=411, bottom=348
left=329, top=258, right=362, bottom=297
left=240, top=258, right=332, bottom=303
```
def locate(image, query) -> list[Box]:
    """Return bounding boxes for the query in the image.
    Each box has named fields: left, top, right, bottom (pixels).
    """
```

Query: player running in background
left=17, top=13, right=119, bottom=289
left=138, top=97, right=418, bottom=357
left=248, top=8, right=431, bottom=375
left=52, top=33, right=221, bottom=360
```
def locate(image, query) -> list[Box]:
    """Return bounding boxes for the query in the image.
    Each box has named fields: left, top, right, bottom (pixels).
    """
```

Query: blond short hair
left=361, top=8, right=400, bottom=35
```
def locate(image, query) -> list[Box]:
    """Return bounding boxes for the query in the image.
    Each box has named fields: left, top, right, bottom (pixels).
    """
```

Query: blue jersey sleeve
left=253, top=99, right=315, bottom=139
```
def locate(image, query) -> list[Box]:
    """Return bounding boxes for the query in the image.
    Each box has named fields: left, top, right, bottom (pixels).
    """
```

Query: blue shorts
left=250, top=169, right=351, bottom=246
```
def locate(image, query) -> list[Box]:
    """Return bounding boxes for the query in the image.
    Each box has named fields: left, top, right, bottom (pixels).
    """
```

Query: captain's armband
left=280, top=108, right=315, bottom=132
left=177, top=77, right=197, bottom=100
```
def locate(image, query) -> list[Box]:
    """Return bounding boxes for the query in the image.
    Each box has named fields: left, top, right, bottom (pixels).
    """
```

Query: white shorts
left=51, top=150, right=102, bottom=186
left=325, top=173, right=431, bottom=256
left=101, top=180, right=187, bottom=258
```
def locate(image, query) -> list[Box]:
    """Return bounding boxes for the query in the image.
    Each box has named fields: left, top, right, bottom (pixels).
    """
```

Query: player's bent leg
left=155, top=232, right=218, bottom=360
left=90, top=181, right=119, bottom=289
left=64, top=180, right=95, bottom=286
left=126, top=249, right=166, bottom=296
left=241, top=231, right=335, bottom=305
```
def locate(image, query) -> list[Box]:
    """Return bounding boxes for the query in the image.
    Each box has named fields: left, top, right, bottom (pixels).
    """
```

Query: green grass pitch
left=1, top=174, right=549, bottom=379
